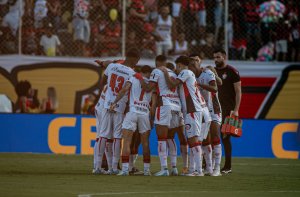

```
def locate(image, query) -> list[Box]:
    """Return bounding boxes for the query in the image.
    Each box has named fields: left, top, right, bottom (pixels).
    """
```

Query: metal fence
left=0, top=0, right=299, bottom=61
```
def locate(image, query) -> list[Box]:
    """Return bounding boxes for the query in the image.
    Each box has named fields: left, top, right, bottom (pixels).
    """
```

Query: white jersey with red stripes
left=149, top=68, right=181, bottom=111
left=197, top=69, right=222, bottom=115
left=104, top=63, right=135, bottom=113
left=127, top=76, right=152, bottom=115
left=177, top=69, right=205, bottom=114
left=95, top=85, right=107, bottom=110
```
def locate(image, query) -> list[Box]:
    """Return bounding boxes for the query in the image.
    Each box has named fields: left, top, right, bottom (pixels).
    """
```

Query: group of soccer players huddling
left=92, top=48, right=223, bottom=176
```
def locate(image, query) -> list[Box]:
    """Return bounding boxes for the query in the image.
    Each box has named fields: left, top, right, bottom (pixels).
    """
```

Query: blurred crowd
left=0, top=0, right=299, bottom=61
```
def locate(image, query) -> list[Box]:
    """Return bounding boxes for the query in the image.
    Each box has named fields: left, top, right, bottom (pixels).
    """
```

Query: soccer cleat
left=93, top=168, right=107, bottom=175
left=117, top=170, right=129, bottom=176
left=130, top=167, right=144, bottom=175
left=108, top=169, right=120, bottom=175
left=144, top=170, right=151, bottom=176
left=203, top=169, right=213, bottom=176
left=221, top=167, right=232, bottom=174
left=185, top=171, right=204, bottom=177
left=154, top=169, right=169, bottom=176
left=92, top=168, right=96, bottom=174
left=170, top=167, right=179, bottom=176
left=212, top=168, right=222, bottom=176
left=180, top=167, right=189, bottom=176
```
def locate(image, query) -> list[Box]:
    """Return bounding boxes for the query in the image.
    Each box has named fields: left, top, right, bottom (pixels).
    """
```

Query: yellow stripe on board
left=267, top=71, right=300, bottom=119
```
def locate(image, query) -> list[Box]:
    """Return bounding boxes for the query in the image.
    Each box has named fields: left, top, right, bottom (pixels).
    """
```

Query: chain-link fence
left=0, top=0, right=299, bottom=61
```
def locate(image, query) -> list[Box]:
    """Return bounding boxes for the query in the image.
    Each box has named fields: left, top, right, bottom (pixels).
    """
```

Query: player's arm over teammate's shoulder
left=135, top=69, right=157, bottom=92
left=198, top=69, right=218, bottom=93
left=159, top=67, right=181, bottom=89
left=207, top=65, right=222, bottom=86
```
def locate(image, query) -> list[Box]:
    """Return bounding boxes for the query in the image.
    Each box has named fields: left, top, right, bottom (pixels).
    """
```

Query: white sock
left=144, top=162, right=150, bottom=172
left=167, top=139, right=177, bottom=168
left=158, top=140, right=168, bottom=170
left=93, top=139, right=99, bottom=169
left=112, top=138, right=122, bottom=171
left=202, top=145, right=213, bottom=173
left=96, top=137, right=107, bottom=169
left=180, top=144, right=188, bottom=168
left=129, top=154, right=138, bottom=171
left=213, top=144, right=222, bottom=170
left=188, top=148, right=195, bottom=173
left=192, top=145, right=202, bottom=173
left=105, top=140, right=113, bottom=171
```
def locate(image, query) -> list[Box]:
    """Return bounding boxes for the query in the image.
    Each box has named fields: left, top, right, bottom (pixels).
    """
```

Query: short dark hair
left=189, top=53, right=200, bottom=58
left=126, top=48, right=140, bottom=58
left=155, top=55, right=167, bottom=62
left=166, top=62, right=175, bottom=70
left=213, top=48, right=226, bottom=55
left=141, top=65, right=153, bottom=73
left=175, top=55, right=190, bottom=66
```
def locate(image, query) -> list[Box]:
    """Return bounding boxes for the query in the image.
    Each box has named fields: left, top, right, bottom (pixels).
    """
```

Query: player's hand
left=109, top=103, right=117, bottom=112
left=158, top=66, right=167, bottom=73
left=134, top=73, right=143, bottom=80
left=231, top=110, right=239, bottom=117
left=95, top=60, right=104, bottom=67
left=206, top=65, right=217, bottom=74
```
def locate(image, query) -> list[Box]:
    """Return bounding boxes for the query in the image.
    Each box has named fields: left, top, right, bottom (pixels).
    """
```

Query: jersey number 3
left=109, top=73, right=125, bottom=93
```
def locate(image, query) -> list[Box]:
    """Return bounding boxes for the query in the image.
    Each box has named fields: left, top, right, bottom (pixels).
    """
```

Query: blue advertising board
left=0, top=114, right=299, bottom=159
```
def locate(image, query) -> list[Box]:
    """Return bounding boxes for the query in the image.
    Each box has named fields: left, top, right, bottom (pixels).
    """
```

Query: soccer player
left=159, top=55, right=205, bottom=176
left=190, top=55, right=223, bottom=176
left=95, top=49, right=140, bottom=174
left=136, top=55, right=183, bottom=176
left=110, top=65, right=155, bottom=176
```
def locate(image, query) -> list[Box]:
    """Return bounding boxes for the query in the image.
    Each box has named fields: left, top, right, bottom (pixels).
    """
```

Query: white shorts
left=210, top=112, right=222, bottom=125
left=95, top=107, right=105, bottom=138
left=184, top=111, right=203, bottom=139
left=155, top=106, right=183, bottom=128
left=199, top=107, right=212, bottom=141
left=122, top=111, right=151, bottom=133
left=99, top=109, right=124, bottom=139
left=170, top=110, right=184, bottom=129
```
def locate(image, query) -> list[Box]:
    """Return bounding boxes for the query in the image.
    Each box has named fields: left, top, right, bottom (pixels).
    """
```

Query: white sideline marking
left=78, top=190, right=300, bottom=197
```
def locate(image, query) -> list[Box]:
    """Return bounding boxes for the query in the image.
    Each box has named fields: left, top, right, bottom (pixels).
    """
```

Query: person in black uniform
left=214, top=48, right=242, bottom=174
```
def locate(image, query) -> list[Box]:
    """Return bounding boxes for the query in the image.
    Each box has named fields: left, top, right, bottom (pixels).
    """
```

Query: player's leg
left=105, top=139, right=113, bottom=172
left=221, top=111, right=232, bottom=173
left=176, top=125, right=188, bottom=175
left=167, top=128, right=178, bottom=175
left=211, top=121, right=222, bottom=176
left=95, top=110, right=112, bottom=174
left=93, top=138, right=99, bottom=173
left=202, top=133, right=213, bottom=175
left=154, top=106, right=171, bottom=176
left=185, top=112, right=204, bottom=176
left=118, top=129, right=133, bottom=175
left=129, top=131, right=140, bottom=174
left=112, top=112, right=125, bottom=174
left=140, top=130, right=151, bottom=175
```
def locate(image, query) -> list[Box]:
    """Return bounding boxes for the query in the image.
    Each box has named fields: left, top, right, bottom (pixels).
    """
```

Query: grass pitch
left=0, top=153, right=299, bottom=197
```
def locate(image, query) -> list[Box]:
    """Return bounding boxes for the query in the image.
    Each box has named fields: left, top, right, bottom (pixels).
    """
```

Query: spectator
left=73, top=0, right=91, bottom=56
left=214, top=0, right=223, bottom=45
left=34, top=0, right=48, bottom=29
left=2, top=0, right=24, bottom=36
left=126, top=30, right=138, bottom=51
left=145, top=0, right=158, bottom=23
left=243, top=0, right=260, bottom=59
left=39, top=23, right=61, bottom=56
left=199, top=33, right=215, bottom=59
left=181, top=0, right=200, bottom=42
left=47, top=0, right=61, bottom=31
left=81, top=93, right=96, bottom=115
left=100, top=8, right=121, bottom=56
left=275, top=17, right=289, bottom=61
left=197, top=0, right=206, bottom=29
left=171, top=32, right=188, bottom=56
left=128, top=0, right=147, bottom=43
left=41, top=87, right=58, bottom=114
left=289, top=19, right=300, bottom=62
left=99, top=0, right=121, bottom=13
left=154, top=5, right=176, bottom=55
left=14, top=80, right=39, bottom=113
left=22, top=17, right=38, bottom=55
left=141, top=23, right=156, bottom=58
left=189, top=25, right=206, bottom=56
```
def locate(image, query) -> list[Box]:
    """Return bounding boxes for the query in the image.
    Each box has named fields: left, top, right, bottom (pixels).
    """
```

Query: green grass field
left=0, top=153, right=299, bottom=197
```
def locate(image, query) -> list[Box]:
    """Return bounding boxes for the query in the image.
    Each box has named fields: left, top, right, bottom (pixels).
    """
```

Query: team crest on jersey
left=222, top=73, right=227, bottom=79
left=185, top=124, right=191, bottom=130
